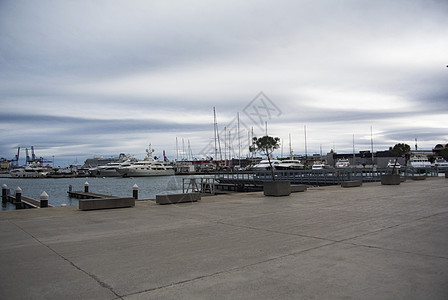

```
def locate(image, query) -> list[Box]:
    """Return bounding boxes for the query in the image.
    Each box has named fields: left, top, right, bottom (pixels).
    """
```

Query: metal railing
left=214, top=166, right=444, bottom=187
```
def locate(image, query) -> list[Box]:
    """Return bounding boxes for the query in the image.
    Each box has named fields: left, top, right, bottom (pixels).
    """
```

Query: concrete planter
left=263, top=180, right=291, bottom=197
left=341, top=180, right=362, bottom=188
left=381, top=174, right=401, bottom=185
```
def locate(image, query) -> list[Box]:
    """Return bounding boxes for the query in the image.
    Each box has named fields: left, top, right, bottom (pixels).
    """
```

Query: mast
left=304, top=125, right=308, bottom=159
left=289, top=133, right=292, bottom=158
left=213, top=107, right=222, bottom=162
left=352, top=134, right=356, bottom=164
left=176, top=137, right=179, bottom=161
left=237, top=112, right=241, bottom=162
left=370, top=126, right=374, bottom=166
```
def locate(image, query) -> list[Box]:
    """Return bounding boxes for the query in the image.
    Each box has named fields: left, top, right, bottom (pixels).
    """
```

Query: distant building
left=0, top=159, right=10, bottom=170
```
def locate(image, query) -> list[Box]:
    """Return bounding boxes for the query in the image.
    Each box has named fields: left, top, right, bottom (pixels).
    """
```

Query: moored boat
left=251, top=159, right=281, bottom=170
left=335, top=158, right=350, bottom=168
left=9, top=165, right=50, bottom=178
left=116, top=148, right=174, bottom=177
left=276, top=159, right=304, bottom=170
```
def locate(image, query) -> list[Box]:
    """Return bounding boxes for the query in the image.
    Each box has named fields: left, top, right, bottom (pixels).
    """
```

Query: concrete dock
left=1, top=178, right=447, bottom=299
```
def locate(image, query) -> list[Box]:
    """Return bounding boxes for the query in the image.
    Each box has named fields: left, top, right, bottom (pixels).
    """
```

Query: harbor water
left=1, top=175, right=196, bottom=211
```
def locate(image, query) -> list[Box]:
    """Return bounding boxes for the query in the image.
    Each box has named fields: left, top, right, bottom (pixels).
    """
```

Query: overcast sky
left=1, top=0, right=447, bottom=166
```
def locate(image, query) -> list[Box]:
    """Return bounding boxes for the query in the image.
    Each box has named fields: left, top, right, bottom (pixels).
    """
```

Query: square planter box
left=381, top=174, right=401, bottom=185
left=263, top=180, right=291, bottom=196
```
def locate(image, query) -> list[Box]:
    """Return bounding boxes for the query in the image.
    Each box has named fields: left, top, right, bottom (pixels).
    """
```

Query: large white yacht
left=90, top=160, right=135, bottom=177
left=409, top=154, right=431, bottom=169
left=276, top=159, right=304, bottom=170
left=9, top=165, right=50, bottom=178
left=251, top=159, right=281, bottom=170
left=116, top=148, right=174, bottom=177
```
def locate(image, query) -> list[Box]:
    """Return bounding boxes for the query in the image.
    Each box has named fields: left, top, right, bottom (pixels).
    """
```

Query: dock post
left=2, top=184, right=7, bottom=203
left=40, top=191, right=49, bottom=208
left=69, top=185, right=72, bottom=192
left=15, top=187, right=22, bottom=209
left=133, top=184, right=138, bottom=200
left=84, top=182, right=89, bottom=193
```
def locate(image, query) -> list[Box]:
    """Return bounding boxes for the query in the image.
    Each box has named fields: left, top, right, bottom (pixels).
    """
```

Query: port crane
left=10, top=146, right=52, bottom=166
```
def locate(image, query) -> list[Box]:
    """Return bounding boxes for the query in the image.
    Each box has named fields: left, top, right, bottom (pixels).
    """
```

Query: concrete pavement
left=1, top=178, right=447, bottom=299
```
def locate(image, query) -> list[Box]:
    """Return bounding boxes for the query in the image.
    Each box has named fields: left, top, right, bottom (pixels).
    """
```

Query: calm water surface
left=1, top=175, right=200, bottom=210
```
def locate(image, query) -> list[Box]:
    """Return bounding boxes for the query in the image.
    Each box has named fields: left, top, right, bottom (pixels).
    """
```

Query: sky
left=1, top=0, right=447, bottom=167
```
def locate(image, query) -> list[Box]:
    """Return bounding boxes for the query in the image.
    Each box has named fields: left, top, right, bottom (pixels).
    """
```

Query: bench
left=156, top=193, right=201, bottom=205
left=79, top=197, right=135, bottom=210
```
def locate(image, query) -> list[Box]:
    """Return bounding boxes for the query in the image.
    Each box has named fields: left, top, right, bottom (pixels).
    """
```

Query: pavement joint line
left=211, top=213, right=448, bottom=260
left=122, top=240, right=339, bottom=298
left=8, top=220, right=124, bottom=300
left=340, top=242, right=448, bottom=260
left=337, top=210, right=448, bottom=244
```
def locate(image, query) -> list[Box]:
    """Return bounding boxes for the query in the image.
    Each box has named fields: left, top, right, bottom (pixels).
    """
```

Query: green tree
left=389, top=143, right=411, bottom=156
left=440, top=148, right=448, bottom=161
left=249, top=136, right=280, bottom=181
left=389, top=143, right=411, bottom=166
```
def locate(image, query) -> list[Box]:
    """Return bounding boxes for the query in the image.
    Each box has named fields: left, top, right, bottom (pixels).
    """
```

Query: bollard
left=40, top=191, right=49, bottom=208
left=133, top=184, right=139, bottom=200
left=15, top=187, right=22, bottom=209
left=2, top=184, right=7, bottom=203
left=84, top=182, right=89, bottom=193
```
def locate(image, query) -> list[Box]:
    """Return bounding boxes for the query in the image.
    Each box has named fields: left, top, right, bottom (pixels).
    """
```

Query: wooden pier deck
left=67, top=191, right=120, bottom=199
left=5, top=194, right=54, bottom=209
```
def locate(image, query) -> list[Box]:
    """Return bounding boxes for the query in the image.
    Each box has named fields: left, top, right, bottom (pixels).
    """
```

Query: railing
left=214, top=166, right=444, bottom=187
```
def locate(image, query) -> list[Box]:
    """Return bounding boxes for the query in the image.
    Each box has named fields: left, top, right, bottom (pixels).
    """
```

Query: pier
left=2, top=185, right=54, bottom=209
left=1, top=177, right=447, bottom=299
left=214, top=167, right=441, bottom=191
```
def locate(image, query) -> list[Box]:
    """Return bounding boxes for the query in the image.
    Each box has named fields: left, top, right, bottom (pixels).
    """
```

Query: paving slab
left=1, top=178, right=447, bottom=299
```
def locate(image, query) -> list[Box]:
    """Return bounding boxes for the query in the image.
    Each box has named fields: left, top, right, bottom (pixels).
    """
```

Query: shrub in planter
left=263, top=180, right=291, bottom=197
left=381, top=174, right=401, bottom=185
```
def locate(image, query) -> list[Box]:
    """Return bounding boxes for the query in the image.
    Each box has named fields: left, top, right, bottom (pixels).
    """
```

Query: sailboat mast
left=304, top=125, right=308, bottom=159
left=353, top=134, right=355, bottom=163
left=370, top=126, right=374, bottom=166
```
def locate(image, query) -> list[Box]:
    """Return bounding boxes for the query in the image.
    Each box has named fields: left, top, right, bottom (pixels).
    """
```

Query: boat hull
left=116, top=169, right=175, bottom=177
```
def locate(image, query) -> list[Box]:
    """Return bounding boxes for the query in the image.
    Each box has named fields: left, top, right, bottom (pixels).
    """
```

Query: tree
left=389, top=143, right=411, bottom=156
left=439, top=148, right=448, bottom=161
left=249, top=136, right=280, bottom=181
left=389, top=143, right=411, bottom=166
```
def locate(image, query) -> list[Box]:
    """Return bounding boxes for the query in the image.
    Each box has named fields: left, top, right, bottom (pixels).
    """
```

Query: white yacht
left=409, top=155, right=431, bottom=169
left=251, top=159, right=281, bottom=170
left=433, top=158, right=448, bottom=169
left=276, top=159, right=304, bottom=170
left=335, top=158, right=350, bottom=168
left=312, top=161, right=325, bottom=170
left=116, top=149, right=174, bottom=177
left=387, top=160, right=401, bottom=169
left=9, top=165, right=49, bottom=178
left=91, top=160, right=135, bottom=177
